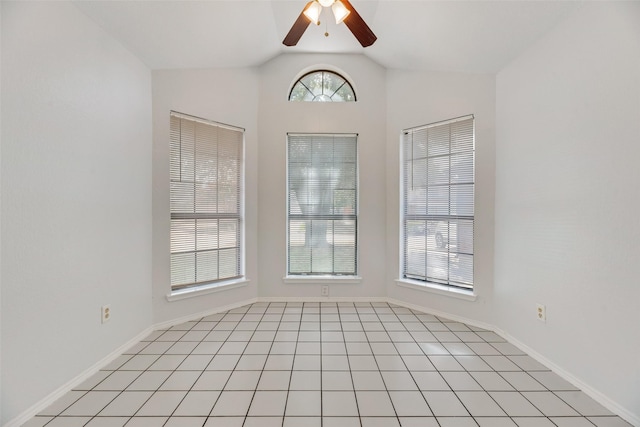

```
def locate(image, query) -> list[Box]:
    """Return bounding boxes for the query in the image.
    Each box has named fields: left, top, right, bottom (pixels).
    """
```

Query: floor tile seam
left=123, top=340, right=153, bottom=356
left=354, top=303, right=402, bottom=423
left=523, top=389, right=602, bottom=419
left=239, top=302, right=287, bottom=425
left=281, top=301, right=304, bottom=426
left=55, top=390, right=124, bottom=427
left=157, top=312, right=251, bottom=427
left=129, top=334, right=223, bottom=424
left=336, top=302, right=364, bottom=426
left=546, top=415, right=599, bottom=427
left=494, top=371, right=553, bottom=393
left=57, top=359, right=154, bottom=422
left=319, top=302, right=325, bottom=427
left=47, top=388, right=91, bottom=417
left=393, top=308, right=549, bottom=421
left=381, top=304, right=491, bottom=406
left=372, top=303, right=442, bottom=420
left=123, top=311, right=228, bottom=425
left=40, top=302, right=618, bottom=427
left=395, top=316, right=552, bottom=420
left=494, top=388, right=563, bottom=419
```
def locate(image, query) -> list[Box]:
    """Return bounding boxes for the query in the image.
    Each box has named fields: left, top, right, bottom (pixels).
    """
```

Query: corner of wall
left=0, top=2, right=3, bottom=421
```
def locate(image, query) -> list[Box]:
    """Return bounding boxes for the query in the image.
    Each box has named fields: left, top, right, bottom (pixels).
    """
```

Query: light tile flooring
left=25, top=302, right=631, bottom=427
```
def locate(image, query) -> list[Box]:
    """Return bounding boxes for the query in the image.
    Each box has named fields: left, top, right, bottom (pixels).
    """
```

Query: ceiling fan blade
left=341, top=0, right=377, bottom=47
left=283, top=2, right=314, bottom=46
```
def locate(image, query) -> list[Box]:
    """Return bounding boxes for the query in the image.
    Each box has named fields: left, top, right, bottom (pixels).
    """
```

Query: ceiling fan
left=283, top=0, right=377, bottom=48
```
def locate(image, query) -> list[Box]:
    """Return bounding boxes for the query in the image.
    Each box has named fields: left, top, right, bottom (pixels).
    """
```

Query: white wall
left=3, top=1, right=638, bottom=424
left=1, top=2, right=152, bottom=424
left=257, top=54, right=388, bottom=299
left=385, top=70, right=496, bottom=325
left=495, top=2, right=640, bottom=422
left=152, top=68, right=260, bottom=323
left=0, top=3, right=3, bottom=422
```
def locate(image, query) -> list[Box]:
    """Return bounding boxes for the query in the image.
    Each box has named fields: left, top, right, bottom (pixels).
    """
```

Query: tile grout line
left=240, top=302, right=287, bottom=426
left=280, top=301, right=303, bottom=427
left=354, top=301, right=404, bottom=426
left=155, top=309, right=241, bottom=425
left=153, top=315, right=221, bottom=427
left=132, top=308, right=243, bottom=425
left=338, top=301, right=364, bottom=427
left=382, top=303, right=442, bottom=425
left=27, top=301, right=632, bottom=427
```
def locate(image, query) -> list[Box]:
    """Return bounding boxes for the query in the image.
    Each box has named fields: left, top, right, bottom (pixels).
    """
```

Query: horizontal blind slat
left=170, top=113, right=243, bottom=289
left=288, top=134, right=358, bottom=276
left=402, top=117, right=474, bottom=289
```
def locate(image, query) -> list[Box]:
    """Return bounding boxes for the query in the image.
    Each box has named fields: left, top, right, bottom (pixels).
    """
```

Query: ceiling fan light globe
left=303, top=1, right=322, bottom=25
left=318, top=0, right=335, bottom=8
left=332, top=0, right=350, bottom=24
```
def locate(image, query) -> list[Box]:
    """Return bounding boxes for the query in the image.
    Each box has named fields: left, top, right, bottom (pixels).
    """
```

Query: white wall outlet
left=536, top=304, right=546, bottom=322
left=101, top=305, right=111, bottom=324
left=321, top=285, right=329, bottom=297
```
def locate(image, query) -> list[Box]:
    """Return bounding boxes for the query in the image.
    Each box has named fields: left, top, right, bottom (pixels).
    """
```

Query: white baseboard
left=495, top=327, right=640, bottom=427
left=385, top=297, right=496, bottom=332
left=4, top=326, right=155, bottom=427
left=8, top=296, right=639, bottom=427
left=386, top=298, right=638, bottom=426
left=153, top=297, right=260, bottom=331
left=257, top=296, right=388, bottom=303
left=4, top=298, right=259, bottom=427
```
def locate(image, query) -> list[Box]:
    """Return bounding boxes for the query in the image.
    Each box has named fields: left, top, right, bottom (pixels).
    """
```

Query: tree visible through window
left=170, top=112, right=244, bottom=291
left=402, top=116, right=474, bottom=290
left=287, top=134, right=358, bottom=275
left=289, top=70, right=356, bottom=102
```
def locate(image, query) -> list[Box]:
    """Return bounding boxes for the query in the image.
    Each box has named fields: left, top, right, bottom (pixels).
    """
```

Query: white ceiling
left=74, top=0, right=580, bottom=73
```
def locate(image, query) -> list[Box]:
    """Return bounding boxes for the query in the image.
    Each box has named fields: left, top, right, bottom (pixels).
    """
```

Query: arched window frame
left=289, top=69, right=357, bottom=102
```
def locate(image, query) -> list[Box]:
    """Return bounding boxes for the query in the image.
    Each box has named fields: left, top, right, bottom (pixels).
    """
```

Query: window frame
left=400, top=115, right=475, bottom=293
left=169, top=111, right=245, bottom=294
left=285, top=133, right=359, bottom=278
left=288, top=70, right=357, bottom=102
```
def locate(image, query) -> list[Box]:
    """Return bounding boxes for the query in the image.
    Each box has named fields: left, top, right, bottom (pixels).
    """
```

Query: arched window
left=289, top=70, right=356, bottom=102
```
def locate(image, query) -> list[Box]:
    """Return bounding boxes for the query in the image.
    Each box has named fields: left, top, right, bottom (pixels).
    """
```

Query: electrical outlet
left=101, top=305, right=111, bottom=324
left=321, top=285, right=329, bottom=297
left=536, top=304, right=546, bottom=322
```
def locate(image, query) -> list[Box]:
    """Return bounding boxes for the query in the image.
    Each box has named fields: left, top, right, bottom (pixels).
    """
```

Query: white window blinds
left=170, top=112, right=244, bottom=291
left=402, top=116, right=474, bottom=290
left=287, top=134, right=358, bottom=276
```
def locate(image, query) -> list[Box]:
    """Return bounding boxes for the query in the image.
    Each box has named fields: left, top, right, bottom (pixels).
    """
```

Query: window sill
left=395, top=279, right=476, bottom=301
left=166, top=278, right=250, bottom=302
left=283, top=275, right=362, bottom=285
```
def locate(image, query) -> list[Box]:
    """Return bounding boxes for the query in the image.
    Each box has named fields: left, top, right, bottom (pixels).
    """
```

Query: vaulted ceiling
left=74, top=0, right=579, bottom=73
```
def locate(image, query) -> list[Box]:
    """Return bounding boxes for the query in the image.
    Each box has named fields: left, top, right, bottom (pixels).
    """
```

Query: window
left=170, top=112, right=244, bottom=291
left=287, top=134, right=358, bottom=276
left=401, top=115, right=474, bottom=291
left=289, top=70, right=356, bottom=102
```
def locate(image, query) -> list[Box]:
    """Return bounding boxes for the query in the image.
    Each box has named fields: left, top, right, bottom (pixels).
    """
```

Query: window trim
left=395, top=278, right=476, bottom=301
left=288, top=69, right=357, bottom=102
left=169, top=111, right=246, bottom=294
left=399, top=115, right=475, bottom=292
left=283, top=275, right=362, bottom=284
left=166, top=278, right=250, bottom=302
left=286, top=133, right=360, bottom=278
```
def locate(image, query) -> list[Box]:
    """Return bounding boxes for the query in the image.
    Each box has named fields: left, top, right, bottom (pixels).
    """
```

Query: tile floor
left=24, top=302, right=632, bottom=427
